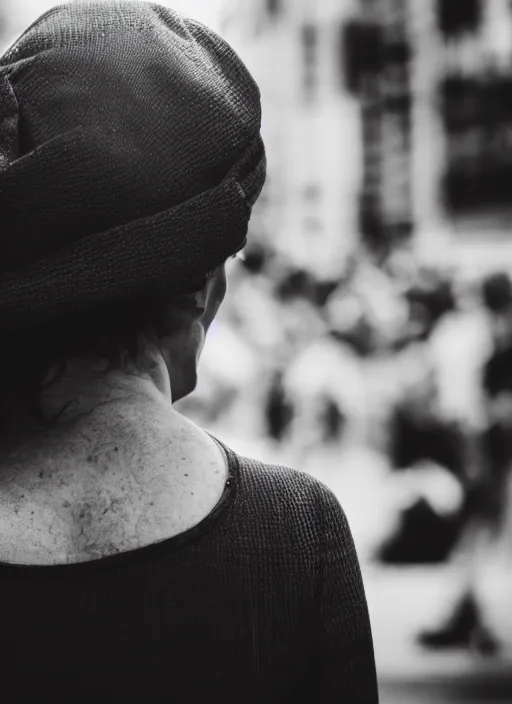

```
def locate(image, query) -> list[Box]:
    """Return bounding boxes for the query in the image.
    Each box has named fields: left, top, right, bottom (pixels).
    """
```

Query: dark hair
left=0, top=280, right=208, bottom=432
left=483, top=345, right=512, bottom=398
left=481, top=272, right=512, bottom=314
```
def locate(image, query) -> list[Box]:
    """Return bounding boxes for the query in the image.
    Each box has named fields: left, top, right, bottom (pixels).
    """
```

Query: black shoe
left=418, top=594, right=478, bottom=649
left=470, top=624, right=500, bottom=657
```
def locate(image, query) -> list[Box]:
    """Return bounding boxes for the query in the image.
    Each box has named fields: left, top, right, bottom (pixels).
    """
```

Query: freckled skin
left=0, top=266, right=230, bottom=564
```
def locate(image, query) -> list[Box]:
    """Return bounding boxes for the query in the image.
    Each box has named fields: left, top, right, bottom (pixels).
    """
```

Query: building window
left=266, top=0, right=282, bottom=18
left=301, top=23, right=318, bottom=102
left=339, top=20, right=383, bottom=96
left=302, top=216, right=323, bottom=234
left=440, top=73, right=512, bottom=214
left=302, top=184, right=322, bottom=202
left=436, top=0, right=482, bottom=39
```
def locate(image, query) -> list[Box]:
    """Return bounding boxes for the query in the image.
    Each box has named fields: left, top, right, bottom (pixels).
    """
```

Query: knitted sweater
left=0, top=434, right=378, bottom=703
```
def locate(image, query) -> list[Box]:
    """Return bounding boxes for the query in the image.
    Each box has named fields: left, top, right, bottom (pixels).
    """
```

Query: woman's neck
left=0, top=353, right=188, bottom=483
left=3, top=352, right=172, bottom=436
left=41, top=354, right=171, bottom=418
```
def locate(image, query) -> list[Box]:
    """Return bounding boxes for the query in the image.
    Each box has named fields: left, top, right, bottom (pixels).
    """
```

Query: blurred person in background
left=264, top=367, right=294, bottom=444
left=282, top=320, right=368, bottom=465
left=0, top=2, right=378, bottom=700
left=377, top=268, right=467, bottom=565
left=418, top=271, right=512, bottom=654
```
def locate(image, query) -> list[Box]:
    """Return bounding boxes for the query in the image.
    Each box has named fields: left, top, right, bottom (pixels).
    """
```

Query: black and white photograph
left=0, top=0, right=511, bottom=701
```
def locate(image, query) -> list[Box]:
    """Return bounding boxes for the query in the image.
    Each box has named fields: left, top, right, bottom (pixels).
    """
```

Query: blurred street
left=380, top=675, right=512, bottom=704
left=371, top=567, right=512, bottom=703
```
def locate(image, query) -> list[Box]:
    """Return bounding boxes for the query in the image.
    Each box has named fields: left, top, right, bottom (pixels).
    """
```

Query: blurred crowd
left=177, top=233, right=512, bottom=658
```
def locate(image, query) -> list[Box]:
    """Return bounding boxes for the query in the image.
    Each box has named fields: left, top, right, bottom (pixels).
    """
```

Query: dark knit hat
left=0, top=1, right=266, bottom=330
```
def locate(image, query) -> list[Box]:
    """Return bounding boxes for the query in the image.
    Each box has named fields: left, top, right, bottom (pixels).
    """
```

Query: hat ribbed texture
left=0, top=1, right=266, bottom=329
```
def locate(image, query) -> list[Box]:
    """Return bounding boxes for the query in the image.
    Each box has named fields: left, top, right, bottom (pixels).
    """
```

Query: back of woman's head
left=0, top=1, right=266, bottom=428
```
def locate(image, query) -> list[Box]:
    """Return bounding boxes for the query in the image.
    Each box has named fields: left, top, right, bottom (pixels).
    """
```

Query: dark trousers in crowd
left=419, top=422, right=512, bottom=653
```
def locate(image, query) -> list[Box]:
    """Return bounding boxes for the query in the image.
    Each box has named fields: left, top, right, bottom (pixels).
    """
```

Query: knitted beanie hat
left=0, top=1, right=266, bottom=331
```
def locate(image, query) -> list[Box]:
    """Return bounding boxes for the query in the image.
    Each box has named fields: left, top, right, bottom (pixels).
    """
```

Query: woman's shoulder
left=236, top=449, right=335, bottom=499
left=216, top=438, right=347, bottom=538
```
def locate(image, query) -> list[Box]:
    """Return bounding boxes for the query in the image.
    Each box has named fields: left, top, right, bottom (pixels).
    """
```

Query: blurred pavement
left=368, top=566, right=512, bottom=703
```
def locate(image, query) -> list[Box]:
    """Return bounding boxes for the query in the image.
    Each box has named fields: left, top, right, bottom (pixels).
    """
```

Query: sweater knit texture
left=0, top=434, right=379, bottom=702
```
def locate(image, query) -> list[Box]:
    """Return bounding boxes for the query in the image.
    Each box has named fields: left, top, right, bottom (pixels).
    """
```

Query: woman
left=0, top=2, right=378, bottom=701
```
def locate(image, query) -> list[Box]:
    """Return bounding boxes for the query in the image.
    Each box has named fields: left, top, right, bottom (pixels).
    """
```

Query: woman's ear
left=165, top=277, right=209, bottom=319
left=152, top=269, right=218, bottom=340
left=187, top=279, right=209, bottom=314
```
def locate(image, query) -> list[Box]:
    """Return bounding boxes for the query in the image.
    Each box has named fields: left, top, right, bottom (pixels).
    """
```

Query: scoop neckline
left=0, top=432, right=238, bottom=577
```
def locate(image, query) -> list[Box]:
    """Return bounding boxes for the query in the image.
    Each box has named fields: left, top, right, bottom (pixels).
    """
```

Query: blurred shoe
left=418, top=594, right=501, bottom=654
left=470, top=624, right=500, bottom=657
left=418, top=594, right=477, bottom=649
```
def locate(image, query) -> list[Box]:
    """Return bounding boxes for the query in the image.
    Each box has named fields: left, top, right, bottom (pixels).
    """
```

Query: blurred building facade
left=223, top=0, right=362, bottom=281
left=224, top=0, right=512, bottom=280
left=409, top=0, right=512, bottom=276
